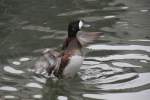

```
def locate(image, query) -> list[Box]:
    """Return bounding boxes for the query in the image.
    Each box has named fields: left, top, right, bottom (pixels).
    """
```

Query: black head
left=67, top=20, right=90, bottom=37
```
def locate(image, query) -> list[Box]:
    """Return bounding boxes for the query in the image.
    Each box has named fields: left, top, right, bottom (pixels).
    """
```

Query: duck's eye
left=79, top=20, right=83, bottom=29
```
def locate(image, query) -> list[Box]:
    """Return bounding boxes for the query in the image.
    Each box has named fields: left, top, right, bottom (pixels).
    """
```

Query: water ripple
left=98, top=73, right=150, bottom=90
left=25, top=82, right=43, bottom=89
left=104, top=15, right=116, bottom=19
left=83, top=89, right=150, bottom=100
left=81, top=64, right=123, bottom=71
left=140, top=9, right=149, bottom=13
left=102, top=6, right=128, bottom=11
left=81, top=15, right=117, bottom=22
left=19, top=57, right=30, bottom=62
left=57, top=96, right=68, bottom=100
left=85, top=73, right=137, bottom=84
left=4, top=95, right=16, bottom=99
left=32, top=76, right=46, bottom=84
left=0, top=1, right=149, bottom=100
left=129, top=39, right=150, bottom=42
left=3, top=66, right=24, bottom=75
left=86, top=54, right=150, bottom=61
left=81, top=16, right=104, bottom=22
left=57, top=9, right=97, bottom=16
left=33, top=94, right=42, bottom=99
left=12, top=61, right=21, bottom=66
left=22, top=25, right=55, bottom=33
left=80, top=63, right=124, bottom=81
left=0, top=86, right=18, bottom=91
left=87, top=44, right=150, bottom=52
left=112, top=62, right=142, bottom=68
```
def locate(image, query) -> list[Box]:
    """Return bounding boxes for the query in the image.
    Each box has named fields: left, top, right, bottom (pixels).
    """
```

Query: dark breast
left=53, top=52, right=71, bottom=78
left=54, top=37, right=82, bottom=78
left=62, top=37, right=82, bottom=50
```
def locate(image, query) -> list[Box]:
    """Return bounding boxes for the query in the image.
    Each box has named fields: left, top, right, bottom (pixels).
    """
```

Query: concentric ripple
left=0, top=0, right=150, bottom=100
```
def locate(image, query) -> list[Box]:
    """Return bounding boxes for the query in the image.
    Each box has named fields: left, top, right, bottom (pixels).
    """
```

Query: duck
left=34, top=19, right=103, bottom=79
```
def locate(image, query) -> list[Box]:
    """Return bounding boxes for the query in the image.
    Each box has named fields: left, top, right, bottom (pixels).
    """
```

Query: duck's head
left=68, top=20, right=90, bottom=37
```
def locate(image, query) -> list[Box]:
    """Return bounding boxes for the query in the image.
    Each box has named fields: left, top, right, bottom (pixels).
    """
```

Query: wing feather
left=77, top=31, right=104, bottom=46
left=34, top=49, right=59, bottom=76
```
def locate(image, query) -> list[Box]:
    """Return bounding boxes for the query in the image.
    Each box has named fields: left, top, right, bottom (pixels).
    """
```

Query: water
left=0, top=0, right=150, bottom=100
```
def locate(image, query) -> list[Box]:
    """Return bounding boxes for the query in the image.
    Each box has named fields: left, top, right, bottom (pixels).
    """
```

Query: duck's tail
left=34, top=49, right=59, bottom=77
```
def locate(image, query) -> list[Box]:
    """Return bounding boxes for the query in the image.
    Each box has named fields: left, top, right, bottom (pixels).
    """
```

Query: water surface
left=0, top=0, right=150, bottom=100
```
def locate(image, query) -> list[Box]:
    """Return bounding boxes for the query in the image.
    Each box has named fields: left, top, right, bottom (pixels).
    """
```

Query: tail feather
left=34, top=49, right=59, bottom=77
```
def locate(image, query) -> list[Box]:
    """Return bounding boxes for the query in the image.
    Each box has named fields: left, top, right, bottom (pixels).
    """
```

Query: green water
left=0, top=0, right=150, bottom=100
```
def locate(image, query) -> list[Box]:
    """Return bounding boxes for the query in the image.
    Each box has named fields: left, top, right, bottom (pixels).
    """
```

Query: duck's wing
left=34, top=49, right=60, bottom=77
left=77, top=31, right=104, bottom=46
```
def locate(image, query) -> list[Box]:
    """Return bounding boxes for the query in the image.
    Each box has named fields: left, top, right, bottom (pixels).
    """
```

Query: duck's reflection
left=42, top=77, right=84, bottom=100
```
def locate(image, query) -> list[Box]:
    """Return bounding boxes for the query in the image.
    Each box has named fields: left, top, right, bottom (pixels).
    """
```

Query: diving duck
left=34, top=20, right=103, bottom=79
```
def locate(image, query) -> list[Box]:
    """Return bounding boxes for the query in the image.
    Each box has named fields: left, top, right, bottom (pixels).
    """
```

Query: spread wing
left=77, top=31, right=104, bottom=46
left=34, top=49, right=60, bottom=76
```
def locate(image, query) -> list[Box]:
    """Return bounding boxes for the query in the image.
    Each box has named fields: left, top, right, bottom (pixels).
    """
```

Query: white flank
left=63, top=55, right=84, bottom=78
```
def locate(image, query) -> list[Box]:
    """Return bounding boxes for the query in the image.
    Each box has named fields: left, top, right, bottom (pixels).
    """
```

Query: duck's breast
left=63, top=55, right=84, bottom=78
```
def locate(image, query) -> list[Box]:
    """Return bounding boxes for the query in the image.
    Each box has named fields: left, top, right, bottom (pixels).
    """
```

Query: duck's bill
left=83, top=24, right=91, bottom=28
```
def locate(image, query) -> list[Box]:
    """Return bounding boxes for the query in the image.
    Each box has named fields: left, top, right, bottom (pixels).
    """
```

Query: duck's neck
left=62, top=37, right=75, bottom=50
left=62, top=31, right=77, bottom=50
left=62, top=36, right=81, bottom=50
left=68, top=31, right=77, bottom=37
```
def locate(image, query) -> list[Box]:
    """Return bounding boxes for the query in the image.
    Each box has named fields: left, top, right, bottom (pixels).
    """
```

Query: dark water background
left=0, top=0, right=150, bottom=100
